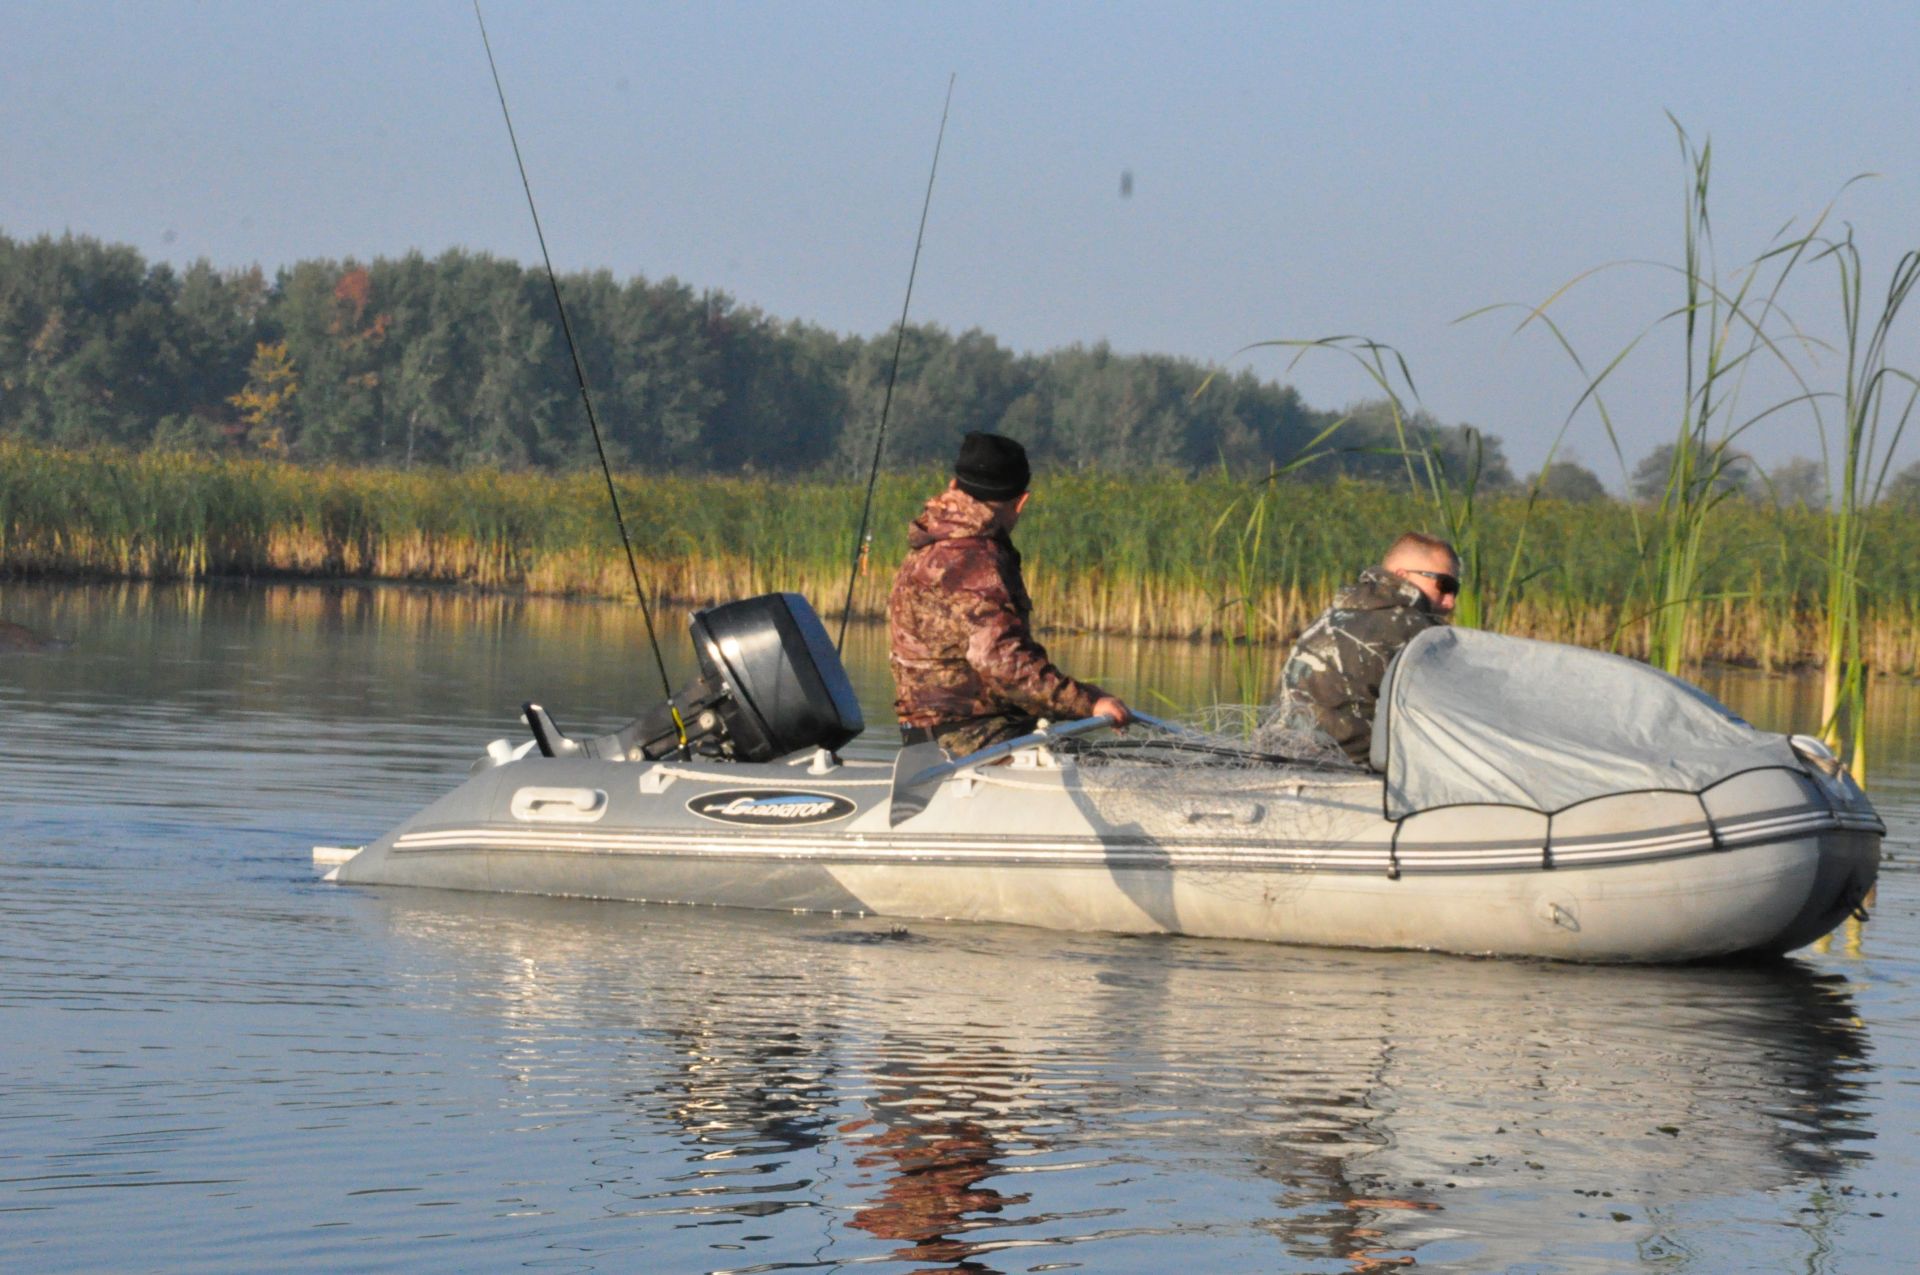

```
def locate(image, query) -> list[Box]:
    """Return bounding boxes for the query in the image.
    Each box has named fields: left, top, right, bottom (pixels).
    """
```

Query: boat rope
left=1696, top=792, right=1725, bottom=851
left=834, top=74, right=957, bottom=653
left=473, top=3, right=685, bottom=749
left=646, top=764, right=894, bottom=789
left=956, top=765, right=1283, bottom=796
left=1072, top=736, right=1356, bottom=772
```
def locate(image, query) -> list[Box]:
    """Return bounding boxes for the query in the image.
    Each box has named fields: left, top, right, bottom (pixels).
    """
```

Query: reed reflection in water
left=0, top=580, right=1912, bottom=1273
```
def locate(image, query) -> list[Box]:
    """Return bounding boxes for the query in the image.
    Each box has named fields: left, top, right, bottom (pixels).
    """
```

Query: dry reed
left=5, top=442, right=1920, bottom=670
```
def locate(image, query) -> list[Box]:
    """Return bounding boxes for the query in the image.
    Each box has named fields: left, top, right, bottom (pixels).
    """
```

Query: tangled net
left=1056, top=698, right=1366, bottom=847
left=1070, top=699, right=1353, bottom=772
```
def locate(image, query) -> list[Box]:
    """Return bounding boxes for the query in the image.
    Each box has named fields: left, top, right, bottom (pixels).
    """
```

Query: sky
left=4, top=1, right=1917, bottom=484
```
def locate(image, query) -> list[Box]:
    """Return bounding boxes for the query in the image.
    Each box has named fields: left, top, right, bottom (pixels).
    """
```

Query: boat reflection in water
left=362, top=889, right=1873, bottom=1271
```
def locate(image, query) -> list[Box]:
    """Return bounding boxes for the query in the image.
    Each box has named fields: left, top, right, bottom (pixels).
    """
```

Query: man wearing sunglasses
left=1277, top=531, right=1459, bottom=766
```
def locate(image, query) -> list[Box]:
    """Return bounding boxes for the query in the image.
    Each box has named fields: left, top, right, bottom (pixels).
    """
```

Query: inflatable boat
left=320, top=593, right=1881, bottom=963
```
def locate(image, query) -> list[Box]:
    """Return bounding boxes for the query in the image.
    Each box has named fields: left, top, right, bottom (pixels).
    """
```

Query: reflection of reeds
left=8, top=442, right=1920, bottom=668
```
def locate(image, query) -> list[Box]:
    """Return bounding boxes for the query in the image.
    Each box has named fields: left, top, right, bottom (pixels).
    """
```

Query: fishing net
left=1057, top=696, right=1371, bottom=849
left=1072, top=698, right=1353, bottom=772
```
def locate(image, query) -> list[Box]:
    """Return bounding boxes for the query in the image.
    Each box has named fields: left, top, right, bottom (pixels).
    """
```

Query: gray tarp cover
left=1373, top=627, right=1800, bottom=819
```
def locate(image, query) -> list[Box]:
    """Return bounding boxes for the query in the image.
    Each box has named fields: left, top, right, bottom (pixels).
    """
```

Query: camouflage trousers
left=909, top=712, right=1041, bottom=758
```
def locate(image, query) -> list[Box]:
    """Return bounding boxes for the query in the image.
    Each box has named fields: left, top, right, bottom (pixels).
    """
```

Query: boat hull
left=330, top=752, right=1880, bottom=963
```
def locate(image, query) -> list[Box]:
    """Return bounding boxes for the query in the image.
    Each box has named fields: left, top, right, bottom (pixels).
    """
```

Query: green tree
left=1535, top=460, right=1609, bottom=502
left=1761, top=456, right=1828, bottom=509
left=1630, top=443, right=1753, bottom=503
left=461, top=283, right=559, bottom=468
left=228, top=341, right=299, bottom=454
left=1883, top=459, right=1920, bottom=510
left=275, top=261, right=390, bottom=461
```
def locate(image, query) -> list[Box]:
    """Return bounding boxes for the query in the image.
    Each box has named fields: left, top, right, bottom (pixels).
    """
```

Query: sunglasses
left=1406, top=569, right=1461, bottom=596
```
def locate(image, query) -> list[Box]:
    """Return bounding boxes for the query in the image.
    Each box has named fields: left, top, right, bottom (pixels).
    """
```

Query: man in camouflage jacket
left=1278, top=532, right=1459, bottom=766
left=889, top=433, right=1132, bottom=756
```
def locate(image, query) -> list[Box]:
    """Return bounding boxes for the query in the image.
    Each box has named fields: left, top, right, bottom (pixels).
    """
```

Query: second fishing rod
left=476, top=7, right=953, bottom=718
left=473, top=2, right=685, bottom=750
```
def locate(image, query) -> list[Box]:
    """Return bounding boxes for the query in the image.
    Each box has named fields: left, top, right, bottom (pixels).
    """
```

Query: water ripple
left=1, top=582, right=1916, bottom=1272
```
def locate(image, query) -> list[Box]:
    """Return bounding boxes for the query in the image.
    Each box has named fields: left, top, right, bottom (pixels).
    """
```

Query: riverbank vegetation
left=8, top=443, right=1920, bottom=673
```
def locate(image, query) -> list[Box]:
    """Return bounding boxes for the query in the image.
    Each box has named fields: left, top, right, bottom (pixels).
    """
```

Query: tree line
left=2, top=229, right=1507, bottom=481
left=7, top=228, right=1911, bottom=506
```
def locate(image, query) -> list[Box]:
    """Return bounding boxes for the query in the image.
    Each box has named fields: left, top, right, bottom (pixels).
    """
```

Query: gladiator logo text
left=685, top=789, right=859, bottom=827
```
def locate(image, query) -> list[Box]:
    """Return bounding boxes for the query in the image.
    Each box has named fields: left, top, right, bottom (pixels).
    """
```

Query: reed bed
left=5, top=442, right=1920, bottom=670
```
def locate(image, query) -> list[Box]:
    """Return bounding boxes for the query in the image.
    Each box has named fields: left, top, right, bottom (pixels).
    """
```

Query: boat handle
left=510, top=786, right=610, bottom=823
left=1180, top=800, right=1265, bottom=825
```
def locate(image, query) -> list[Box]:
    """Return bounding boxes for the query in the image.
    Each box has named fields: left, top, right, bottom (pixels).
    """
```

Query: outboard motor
left=523, top=592, right=864, bottom=762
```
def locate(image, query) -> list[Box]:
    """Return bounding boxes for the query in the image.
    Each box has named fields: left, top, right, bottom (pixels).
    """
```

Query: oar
left=1131, top=710, right=1197, bottom=736
left=887, top=715, right=1189, bottom=826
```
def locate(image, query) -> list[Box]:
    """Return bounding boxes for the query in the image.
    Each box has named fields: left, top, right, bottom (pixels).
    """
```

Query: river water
left=1, top=582, right=1915, bottom=1273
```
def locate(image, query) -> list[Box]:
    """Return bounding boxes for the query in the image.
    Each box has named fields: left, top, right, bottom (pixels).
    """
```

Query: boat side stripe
left=388, top=805, right=1849, bottom=874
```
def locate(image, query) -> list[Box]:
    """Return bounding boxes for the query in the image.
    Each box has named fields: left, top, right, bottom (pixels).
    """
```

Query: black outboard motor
left=524, top=592, right=864, bottom=762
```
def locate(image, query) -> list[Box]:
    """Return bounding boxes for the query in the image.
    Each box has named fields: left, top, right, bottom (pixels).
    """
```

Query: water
left=1, top=581, right=1916, bottom=1273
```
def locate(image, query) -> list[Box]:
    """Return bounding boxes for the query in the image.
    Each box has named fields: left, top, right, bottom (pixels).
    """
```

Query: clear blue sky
left=4, top=1, right=1916, bottom=482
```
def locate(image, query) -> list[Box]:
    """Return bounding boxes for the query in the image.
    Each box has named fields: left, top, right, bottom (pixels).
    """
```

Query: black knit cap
left=953, top=432, right=1031, bottom=502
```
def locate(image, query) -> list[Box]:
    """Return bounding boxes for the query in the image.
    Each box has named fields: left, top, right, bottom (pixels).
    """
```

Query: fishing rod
left=834, top=74, right=957, bottom=652
left=472, top=3, right=684, bottom=747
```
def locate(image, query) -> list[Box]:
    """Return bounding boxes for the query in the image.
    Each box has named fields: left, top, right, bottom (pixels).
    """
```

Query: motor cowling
left=523, top=592, right=864, bottom=763
left=688, top=592, right=865, bottom=759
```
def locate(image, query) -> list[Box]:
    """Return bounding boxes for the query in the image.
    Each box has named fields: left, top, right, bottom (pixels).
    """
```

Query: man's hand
left=1092, top=696, right=1134, bottom=728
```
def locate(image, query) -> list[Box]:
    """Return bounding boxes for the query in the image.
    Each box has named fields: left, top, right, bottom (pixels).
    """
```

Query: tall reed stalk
left=1642, top=127, right=1772, bottom=672
left=1518, top=120, right=1839, bottom=673
left=1813, top=236, right=1920, bottom=781
left=1211, top=481, right=1273, bottom=709
left=1206, top=420, right=1346, bottom=706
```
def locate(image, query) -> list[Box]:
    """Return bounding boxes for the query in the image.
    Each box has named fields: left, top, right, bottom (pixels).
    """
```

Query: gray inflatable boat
left=322, top=593, right=1881, bottom=963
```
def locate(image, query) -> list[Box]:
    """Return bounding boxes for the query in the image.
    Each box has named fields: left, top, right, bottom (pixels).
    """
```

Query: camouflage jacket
left=1278, top=567, right=1445, bottom=765
left=888, top=487, right=1106, bottom=731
